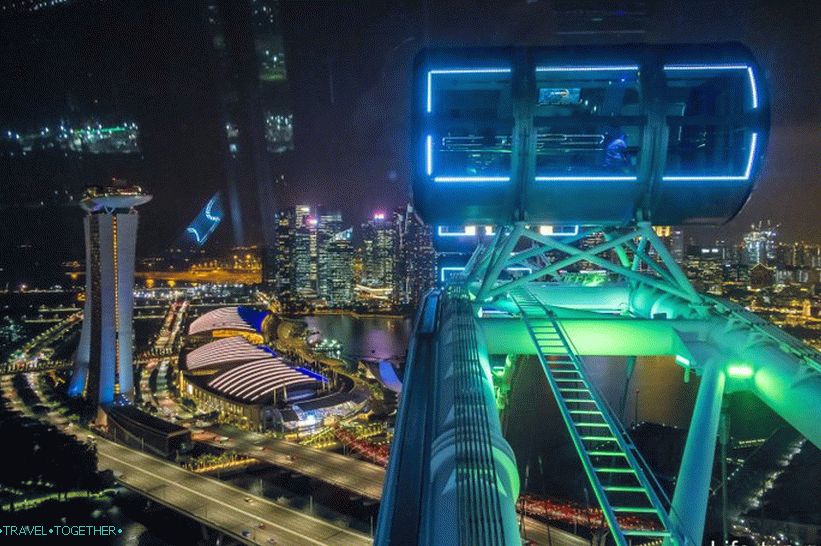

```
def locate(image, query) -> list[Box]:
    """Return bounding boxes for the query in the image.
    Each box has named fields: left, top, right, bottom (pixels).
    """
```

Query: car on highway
left=244, top=497, right=253, bottom=504
left=241, top=529, right=252, bottom=538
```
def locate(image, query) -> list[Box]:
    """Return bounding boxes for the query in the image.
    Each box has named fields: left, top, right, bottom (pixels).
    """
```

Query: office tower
left=743, top=220, right=779, bottom=265
left=201, top=0, right=293, bottom=247
left=316, top=210, right=344, bottom=302
left=361, top=212, right=397, bottom=293
left=262, top=207, right=297, bottom=301
left=295, top=204, right=312, bottom=228
left=394, top=204, right=436, bottom=306
left=321, top=228, right=354, bottom=307
left=293, top=223, right=316, bottom=298
left=69, top=180, right=151, bottom=406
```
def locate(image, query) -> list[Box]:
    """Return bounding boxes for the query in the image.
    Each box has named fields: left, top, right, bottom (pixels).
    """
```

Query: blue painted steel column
left=666, top=359, right=725, bottom=546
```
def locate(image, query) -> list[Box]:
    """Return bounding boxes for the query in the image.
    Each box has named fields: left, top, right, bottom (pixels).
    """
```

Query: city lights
left=0, top=6, right=817, bottom=546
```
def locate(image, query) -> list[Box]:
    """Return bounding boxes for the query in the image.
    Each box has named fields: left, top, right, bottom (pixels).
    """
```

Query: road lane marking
left=97, top=445, right=369, bottom=545
left=99, top=450, right=327, bottom=545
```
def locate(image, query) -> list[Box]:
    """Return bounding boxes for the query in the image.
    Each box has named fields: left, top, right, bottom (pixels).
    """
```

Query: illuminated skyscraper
left=320, top=228, right=354, bottom=307
left=361, top=212, right=397, bottom=293
left=69, top=180, right=151, bottom=406
left=395, top=204, right=436, bottom=305
left=267, top=207, right=294, bottom=295
left=744, top=220, right=779, bottom=265
left=316, top=210, right=345, bottom=302
left=293, top=214, right=317, bottom=298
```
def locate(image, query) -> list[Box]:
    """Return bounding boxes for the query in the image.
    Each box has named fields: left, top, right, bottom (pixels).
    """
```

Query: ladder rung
left=581, top=436, right=617, bottom=441
left=603, top=485, right=647, bottom=493
left=575, top=422, right=610, bottom=428
left=594, top=467, right=636, bottom=474
left=622, top=530, right=671, bottom=537
left=589, top=451, right=626, bottom=457
left=564, top=398, right=596, bottom=403
left=550, top=370, right=580, bottom=374
left=613, top=507, right=658, bottom=514
left=559, top=388, right=590, bottom=393
left=554, top=378, right=586, bottom=383
left=569, top=410, right=601, bottom=415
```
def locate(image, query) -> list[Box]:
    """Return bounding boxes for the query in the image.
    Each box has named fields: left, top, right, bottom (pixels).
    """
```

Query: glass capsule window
left=533, top=66, right=643, bottom=181
left=426, top=69, right=513, bottom=182
left=663, top=65, right=759, bottom=180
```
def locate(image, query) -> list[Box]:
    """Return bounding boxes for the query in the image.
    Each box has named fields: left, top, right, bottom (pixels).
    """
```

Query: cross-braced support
left=465, top=222, right=702, bottom=306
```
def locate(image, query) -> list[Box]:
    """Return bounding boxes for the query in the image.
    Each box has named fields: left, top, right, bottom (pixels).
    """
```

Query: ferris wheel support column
left=665, top=357, right=726, bottom=546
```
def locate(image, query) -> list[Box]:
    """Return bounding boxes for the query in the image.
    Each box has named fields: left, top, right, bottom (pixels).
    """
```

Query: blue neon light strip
left=747, top=67, right=759, bottom=109
left=664, top=64, right=758, bottom=110
left=664, top=64, right=749, bottom=70
left=535, top=176, right=637, bottom=182
left=536, top=65, right=639, bottom=72
left=427, top=68, right=511, bottom=113
left=204, top=196, right=220, bottom=222
left=186, top=226, right=204, bottom=243
left=186, top=194, right=222, bottom=245
left=663, top=132, right=758, bottom=181
left=434, top=176, right=510, bottom=183
left=425, top=135, right=433, bottom=175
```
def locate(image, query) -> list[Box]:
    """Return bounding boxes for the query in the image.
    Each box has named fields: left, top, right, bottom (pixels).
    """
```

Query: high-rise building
left=69, top=180, right=151, bottom=406
left=321, top=228, right=354, bottom=307
left=361, top=212, right=397, bottom=293
left=268, top=207, right=294, bottom=296
left=293, top=225, right=315, bottom=298
left=316, top=210, right=345, bottom=302
left=743, top=220, right=779, bottom=265
left=394, top=204, right=436, bottom=306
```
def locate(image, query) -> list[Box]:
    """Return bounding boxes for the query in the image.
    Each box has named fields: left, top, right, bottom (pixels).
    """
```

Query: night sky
left=0, top=0, right=819, bottom=253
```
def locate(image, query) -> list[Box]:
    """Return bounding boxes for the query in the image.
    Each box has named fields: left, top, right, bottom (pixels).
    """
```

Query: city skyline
left=0, top=3, right=818, bottom=546
left=1, top=0, right=820, bottom=255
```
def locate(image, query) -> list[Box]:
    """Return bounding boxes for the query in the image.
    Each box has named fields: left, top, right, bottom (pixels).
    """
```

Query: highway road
left=200, top=430, right=386, bottom=500
left=4, top=375, right=370, bottom=546
left=94, top=436, right=371, bottom=546
left=206, top=430, right=587, bottom=546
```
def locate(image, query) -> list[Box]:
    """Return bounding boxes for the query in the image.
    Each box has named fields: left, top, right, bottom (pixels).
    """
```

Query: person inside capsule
left=603, top=129, right=630, bottom=171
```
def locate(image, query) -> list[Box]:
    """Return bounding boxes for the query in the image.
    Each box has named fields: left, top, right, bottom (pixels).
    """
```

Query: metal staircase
left=510, top=287, right=681, bottom=546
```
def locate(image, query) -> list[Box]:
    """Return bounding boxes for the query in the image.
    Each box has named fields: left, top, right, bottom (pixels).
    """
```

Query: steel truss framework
left=456, top=221, right=821, bottom=546
left=466, top=221, right=701, bottom=306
